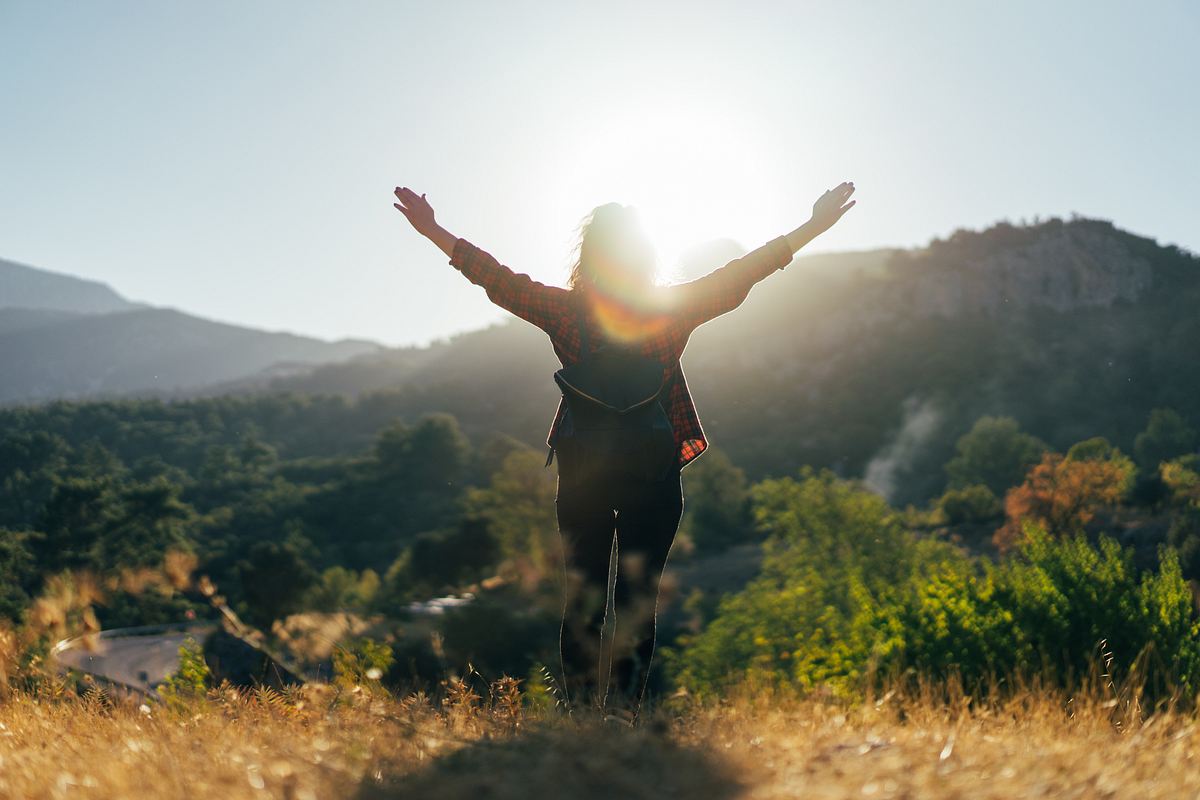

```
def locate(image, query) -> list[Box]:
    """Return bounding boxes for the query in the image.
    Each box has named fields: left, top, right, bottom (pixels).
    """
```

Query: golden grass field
left=0, top=678, right=1195, bottom=799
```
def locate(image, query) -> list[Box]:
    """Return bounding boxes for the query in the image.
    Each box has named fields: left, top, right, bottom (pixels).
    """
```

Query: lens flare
left=586, top=285, right=675, bottom=344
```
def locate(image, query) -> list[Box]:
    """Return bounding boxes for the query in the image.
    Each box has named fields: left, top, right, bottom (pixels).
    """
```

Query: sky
left=1, top=1, right=1196, bottom=347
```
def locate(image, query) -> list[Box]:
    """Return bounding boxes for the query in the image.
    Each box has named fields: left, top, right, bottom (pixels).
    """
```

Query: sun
left=543, top=97, right=790, bottom=282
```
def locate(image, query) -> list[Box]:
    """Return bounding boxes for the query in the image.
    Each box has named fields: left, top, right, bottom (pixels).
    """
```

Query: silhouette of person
left=395, top=181, right=856, bottom=722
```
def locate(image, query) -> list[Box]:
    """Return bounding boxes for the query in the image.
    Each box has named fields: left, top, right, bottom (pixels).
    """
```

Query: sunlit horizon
left=2, top=1, right=1196, bottom=347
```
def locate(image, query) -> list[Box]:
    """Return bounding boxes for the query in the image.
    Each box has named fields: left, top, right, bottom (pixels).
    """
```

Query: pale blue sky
left=1, top=1, right=1196, bottom=345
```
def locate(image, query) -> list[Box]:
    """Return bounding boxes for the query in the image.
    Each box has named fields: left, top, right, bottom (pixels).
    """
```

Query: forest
left=1, top=217, right=1199, bottom=702
left=2, top=389, right=1199, bottom=700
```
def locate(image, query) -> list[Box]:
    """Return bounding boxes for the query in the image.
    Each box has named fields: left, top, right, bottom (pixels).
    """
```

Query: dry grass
left=1, top=678, right=1199, bottom=799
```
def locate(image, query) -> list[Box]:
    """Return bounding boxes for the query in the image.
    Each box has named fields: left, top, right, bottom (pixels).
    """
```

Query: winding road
left=52, top=623, right=217, bottom=694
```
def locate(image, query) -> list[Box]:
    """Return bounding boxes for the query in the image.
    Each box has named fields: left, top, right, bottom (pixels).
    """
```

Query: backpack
left=546, top=315, right=678, bottom=483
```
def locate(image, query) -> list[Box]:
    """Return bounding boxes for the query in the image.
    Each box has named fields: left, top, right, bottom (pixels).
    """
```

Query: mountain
left=237, top=216, right=1200, bottom=503
left=0, top=259, right=380, bottom=404
left=0, top=257, right=141, bottom=315
left=8, top=217, right=1196, bottom=505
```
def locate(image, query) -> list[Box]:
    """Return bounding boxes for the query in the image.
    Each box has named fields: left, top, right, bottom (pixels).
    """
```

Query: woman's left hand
left=393, top=186, right=440, bottom=239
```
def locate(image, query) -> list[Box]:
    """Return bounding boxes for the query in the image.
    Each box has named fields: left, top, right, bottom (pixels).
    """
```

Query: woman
left=393, top=182, right=856, bottom=721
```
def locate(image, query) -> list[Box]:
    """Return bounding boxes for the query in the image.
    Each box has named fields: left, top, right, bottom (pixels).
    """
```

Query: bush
left=937, top=484, right=1003, bottom=525
left=994, top=448, right=1134, bottom=551
left=665, top=469, right=933, bottom=699
left=437, top=594, right=557, bottom=684
left=667, top=471, right=1200, bottom=702
left=375, top=519, right=501, bottom=611
left=678, top=448, right=754, bottom=557
left=304, top=567, right=380, bottom=613
left=332, top=636, right=395, bottom=690
left=159, top=635, right=211, bottom=708
left=889, top=524, right=1200, bottom=695
left=1163, top=456, right=1200, bottom=579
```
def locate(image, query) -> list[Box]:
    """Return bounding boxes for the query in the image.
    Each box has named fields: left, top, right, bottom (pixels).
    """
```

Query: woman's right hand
left=808, top=181, right=856, bottom=234
left=393, top=186, right=439, bottom=238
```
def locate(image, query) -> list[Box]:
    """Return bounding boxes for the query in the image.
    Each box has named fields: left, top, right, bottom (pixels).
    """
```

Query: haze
left=1, top=0, right=1196, bottom=346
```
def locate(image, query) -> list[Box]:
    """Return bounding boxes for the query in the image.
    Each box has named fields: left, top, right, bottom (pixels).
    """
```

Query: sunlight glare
left=545, top=98, right=789, bottom=282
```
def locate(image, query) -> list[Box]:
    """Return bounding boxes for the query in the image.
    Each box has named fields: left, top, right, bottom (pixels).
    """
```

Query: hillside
left=242, top=216, right=1199, bottom=503
left=0, top=688, right=1191, bottom=800
left=0, top=307, right=380, bottom=403
left=5, top=217, right=1196, bottom=502
left=0, top=258, right=380, bottom=403
left=0, top=257, right=140, bottom=315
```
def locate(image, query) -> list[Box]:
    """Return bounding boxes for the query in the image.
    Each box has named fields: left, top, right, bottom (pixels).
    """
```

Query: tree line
left=1, top=394, right=1199, bottom=698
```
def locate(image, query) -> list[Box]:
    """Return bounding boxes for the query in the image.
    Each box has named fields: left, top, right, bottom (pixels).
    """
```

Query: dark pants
left=554, top=462, right=684, bottom=714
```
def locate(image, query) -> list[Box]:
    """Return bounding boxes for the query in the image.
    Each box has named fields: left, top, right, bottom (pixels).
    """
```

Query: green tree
left=667, top=469, right=930, bottom=698
left=1135, top=409, right=1197, bottom=470
left=305, top=566, right=380, bottom=612
left=374, top=413, right=469, bottom=496
left=376, top=519, right=500, bottom=609
left=0, top=529, right=36, bottom=622
left=945, top=416, right=1048, bottom=497
left=465, top=449, right=558, bottom=577
left=96, top=478, right=194, bottom=571
left=235, top=541, right=319, bottom=628
left=678, top=447, right=753, bottom=556
left=32, top=476, right=117, bottom=573
left=0, top=431, right=71, bottom=528
left=33, top=477, right=194, bottom=576
left=306, top=413, right=472, bottom=570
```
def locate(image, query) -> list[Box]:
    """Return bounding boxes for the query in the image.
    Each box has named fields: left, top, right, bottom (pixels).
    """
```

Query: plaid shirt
left=449, top=234, right=794, bottom=469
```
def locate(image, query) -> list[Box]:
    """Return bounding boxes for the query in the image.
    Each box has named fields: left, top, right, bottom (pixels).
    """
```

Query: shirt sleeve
left=670, top=234, right=794, bottom=328
left=449, top=237, right=569, bottom=332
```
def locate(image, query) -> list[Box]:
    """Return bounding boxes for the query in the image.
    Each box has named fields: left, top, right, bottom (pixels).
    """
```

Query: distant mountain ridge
left=0, top=257, right=380, bottom=404
left=870, top=218, right=1157, bottom=318
left=6, top=217, right=1197, bottom=506
left=0, top=257, right=141, bottom=315
left=229, top=216, right=1199, bottom=503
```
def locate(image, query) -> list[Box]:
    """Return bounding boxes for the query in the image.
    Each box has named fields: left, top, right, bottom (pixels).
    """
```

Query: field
left=2, top=680, right=1195, bottom=799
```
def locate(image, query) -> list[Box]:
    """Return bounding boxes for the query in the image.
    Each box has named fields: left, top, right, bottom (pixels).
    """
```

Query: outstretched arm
left=674, top=181, right=857, bottom=327
left=393, top=186, right=461, bottom=258
left=393, top=186, right=568, bottom=331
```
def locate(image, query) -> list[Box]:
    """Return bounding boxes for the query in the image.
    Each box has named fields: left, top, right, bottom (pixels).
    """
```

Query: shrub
left=668, top=470, right=1200, bottom=702
left=375, top=520, right=500, bottom=611
left=678, top=448, right=754, bottom=557
left=665, top=469, right=931, bottom=699
left=1163, top=456, right=1200, bottom=579
left=304, top=567, right=380, bottom=613
left=159, top=634, right=210, bottom=708
left=332, top=636, right=395, bottom=690
left=437, top=594, right=557, bottom=685
left=889, top=524, right=1200, bottom=695
left=994, top=448, right=1134, bottom=551
left=937, top=484, right=1003, bottom=525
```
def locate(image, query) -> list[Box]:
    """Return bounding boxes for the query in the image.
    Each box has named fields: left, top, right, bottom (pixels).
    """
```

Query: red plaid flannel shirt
left=448, top=234, right=794, bottom=469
